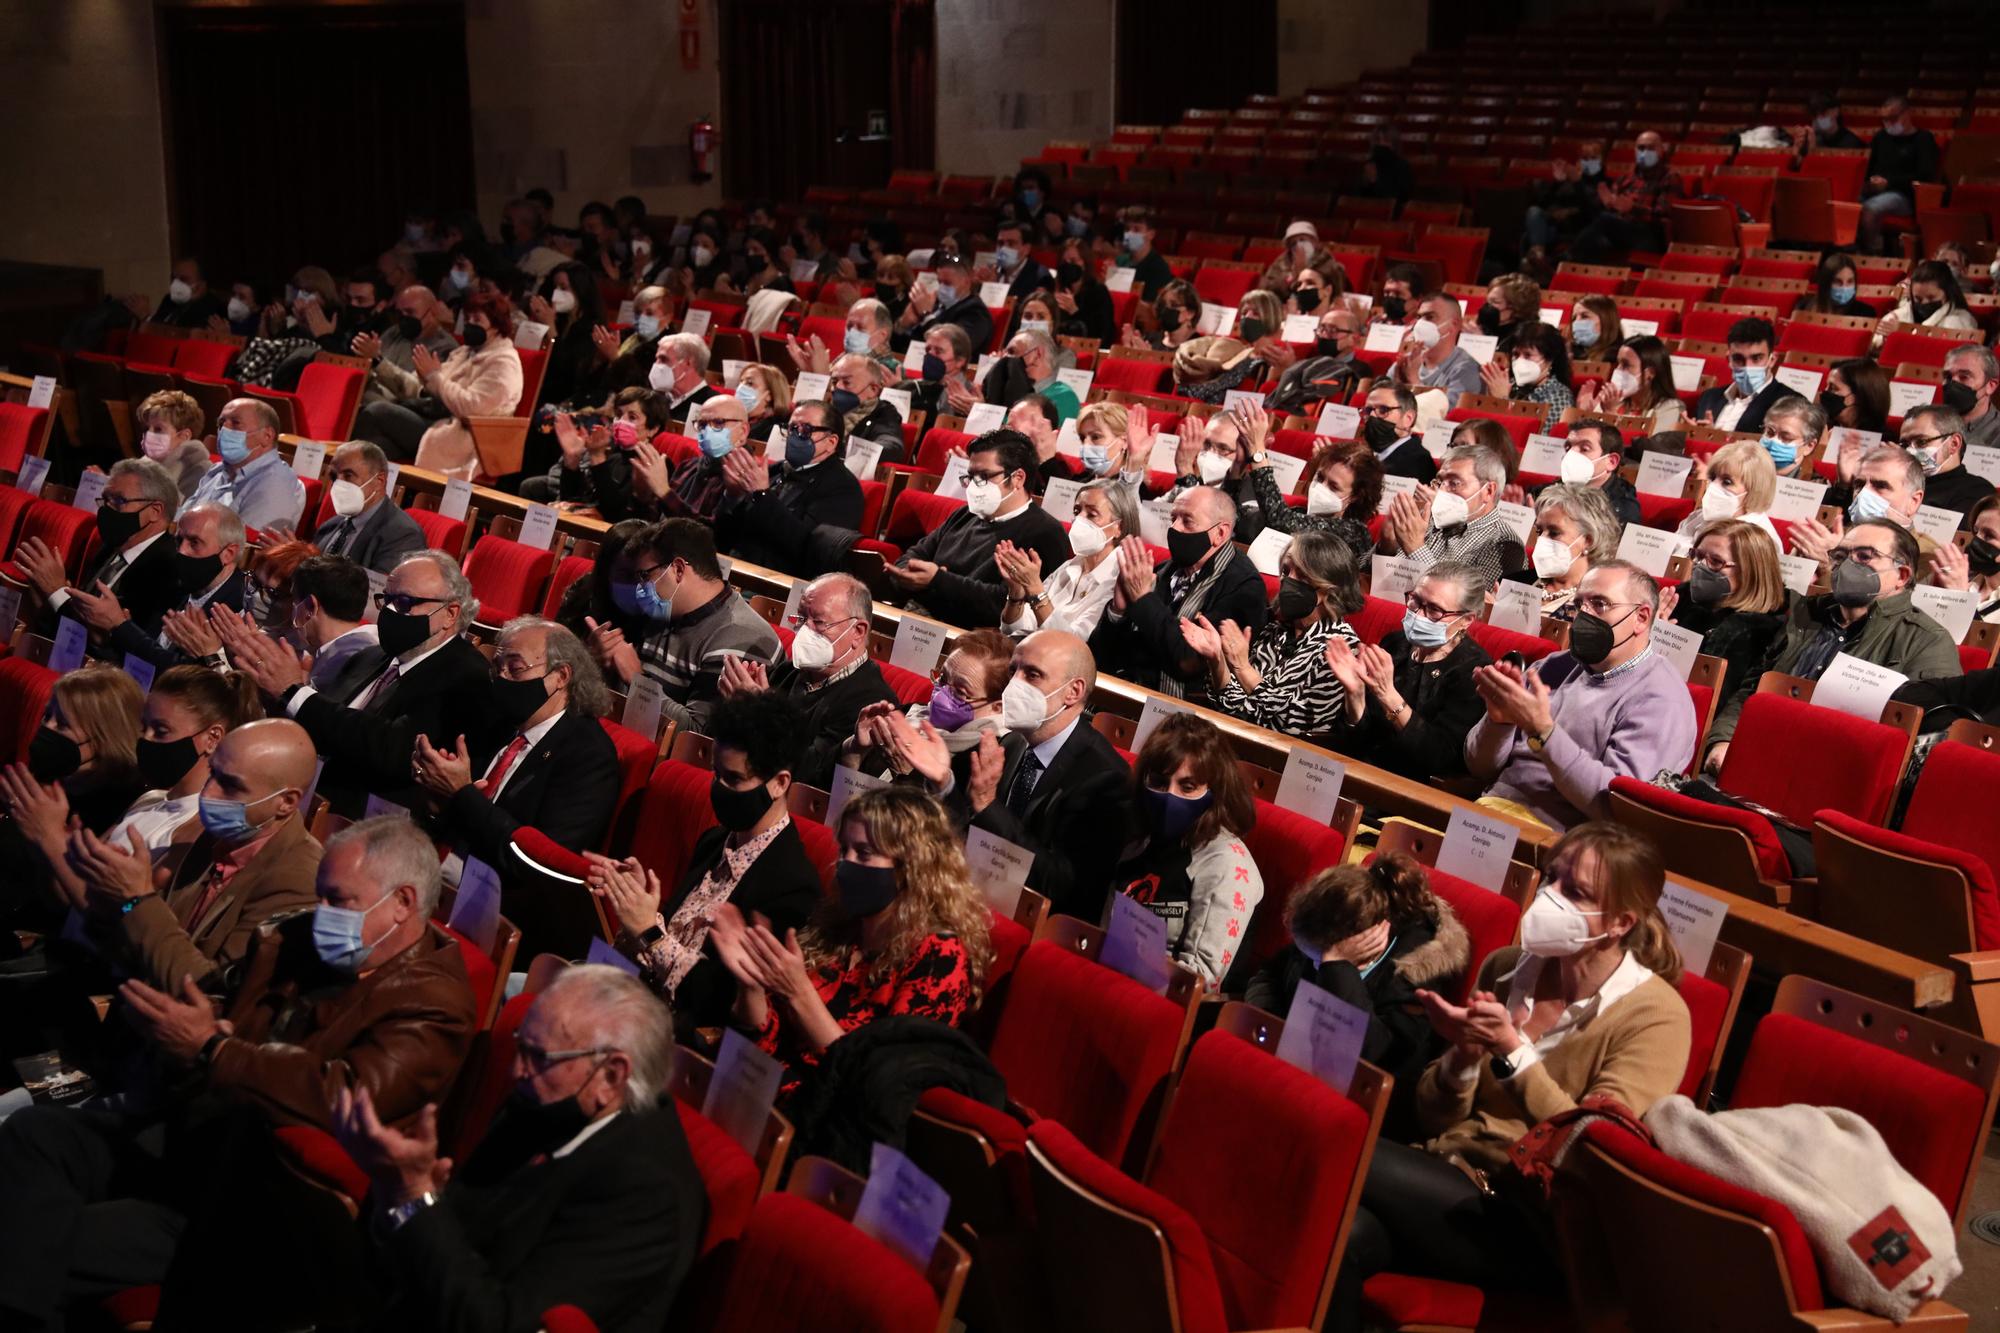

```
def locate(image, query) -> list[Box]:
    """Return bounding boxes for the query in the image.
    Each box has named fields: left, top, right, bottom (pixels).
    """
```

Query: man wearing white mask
left=125, top=256, right=226, bottom=329
left=1380, top=444, right=1526, bottom=585
left=718, top=573, right=897, bottom=788
left=649, top=333, right=720, bottom=419
left=315, top=441, right=426, bottom=572
left=1546, top=420, right=1641, bottom=526
left=1890, top=403, right=1994, bottom=521
left=882, top=430, right=1071, bottom=627
left=1393, top=292, right=1483, bottom=407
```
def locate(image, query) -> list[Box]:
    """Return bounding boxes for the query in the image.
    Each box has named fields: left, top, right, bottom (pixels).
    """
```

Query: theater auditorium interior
left=6, top=0, right=2000, bottom=1328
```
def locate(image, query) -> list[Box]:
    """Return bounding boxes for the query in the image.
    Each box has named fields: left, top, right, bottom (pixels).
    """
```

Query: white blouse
left=1001, top=551, right=1121, bottom=639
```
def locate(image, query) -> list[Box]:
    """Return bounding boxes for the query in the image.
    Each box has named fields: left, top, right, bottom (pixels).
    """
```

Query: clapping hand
left=718, top=656, right=770, bottom=698
left=583, top=853, right=662, bottom=937
left=332, top=1087, right=451, bottom=1205
left=583, top=616, right=641, bottom=684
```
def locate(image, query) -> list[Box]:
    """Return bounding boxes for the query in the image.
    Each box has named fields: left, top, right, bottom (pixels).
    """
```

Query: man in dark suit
left=333, top=964, right=706, bottom=1333
left=1693, top=317, right=1786, bottom=434
left=221, top=549, right=492, bottom=815
left=829, top=352, right=909, bottom=460
left=651, top=333, right=720, bottom=426
left=17, top=458, right=182, bottom=653
left=715, top=399, right=866, bottom=575
left=937, top=629, right=1132, bottom=918
left=988, top=218, right=1054, bottom=302
left=314, top=441, right=427, bottom=573
left=96, top=499, right=248, bottom=670
left=1361, top=383, right=1438, bottom=483
left=891, top=253, right=994, bottom=356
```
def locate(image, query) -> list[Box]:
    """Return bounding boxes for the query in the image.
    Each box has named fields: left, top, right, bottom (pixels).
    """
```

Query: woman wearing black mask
left=1180, top=289, right=1285, bottom=404
left=1668, top=520, right=1789, bottom=703
left=1108, top=713, right=1264, bottom=988
left=1183, top=530, right=1365, bottom=738
left=1926, top=493, right=2000, bottom=626
left=589, top=694, right=821, bottom=1038
left=1124, top=278, right=1201, bottom=353
left=1054, top=257, right=1117, bottom=346
left=533, top=261, right=611, bottom=419
left=709, top=785, right=992, bottom=1101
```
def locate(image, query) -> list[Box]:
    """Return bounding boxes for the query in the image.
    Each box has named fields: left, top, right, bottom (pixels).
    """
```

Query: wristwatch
left=636, top=921, right=666, bottom=948
left=1489, top=1046, right=1528, bottom=1081
left=382, top=1192, right=438, bottom=1233
left=1248, top=451, right=1268, bottom=466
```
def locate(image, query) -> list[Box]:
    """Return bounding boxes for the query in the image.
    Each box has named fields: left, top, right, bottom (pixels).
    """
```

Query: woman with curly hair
left=713, top=785, right=993, bottom=1098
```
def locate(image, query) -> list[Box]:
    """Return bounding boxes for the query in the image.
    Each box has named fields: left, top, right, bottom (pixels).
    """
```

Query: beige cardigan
left=412, top=339, right=525, bottom=479
left=1413, top=946, right=1691, bottom=1173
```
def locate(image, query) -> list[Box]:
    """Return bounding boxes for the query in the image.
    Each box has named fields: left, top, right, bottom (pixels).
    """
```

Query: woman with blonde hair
left=1332, top=820, right=1690, bottom=1331
left=1074, top=400, right=1132, bottom=479
left=1672, top=439, right=1780, bottom=555
left=12, top=665, right=146, bottom=833
left=1668, top=518, right=1789, bottom=701
left=734, top=363, right=792, bottom=442
left=1178, top=288, right=1284, bottom=401
left=715, top=785, right=992, bottom=1098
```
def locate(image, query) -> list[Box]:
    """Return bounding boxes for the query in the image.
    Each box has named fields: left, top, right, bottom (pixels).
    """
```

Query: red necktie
left=477, top=735, right=529, bottom=798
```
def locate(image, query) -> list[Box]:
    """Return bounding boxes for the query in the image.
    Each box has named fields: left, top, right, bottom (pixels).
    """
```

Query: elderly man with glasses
left=713, top=397, right=867, bottom=576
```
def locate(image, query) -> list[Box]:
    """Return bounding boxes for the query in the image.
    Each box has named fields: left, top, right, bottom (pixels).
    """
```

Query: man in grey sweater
left=1464, top=560, right=1696, bottom=830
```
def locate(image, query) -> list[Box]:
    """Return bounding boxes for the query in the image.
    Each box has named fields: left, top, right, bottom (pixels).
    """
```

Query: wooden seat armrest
left=1794, top=1298, right=1968, bottom=1329
left=1949, top=951, right=2000, bottom=984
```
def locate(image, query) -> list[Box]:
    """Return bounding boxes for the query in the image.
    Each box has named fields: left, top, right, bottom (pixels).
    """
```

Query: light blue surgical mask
left=1761, top=434, right=1798, bottom=467
left=994, top=245, right=1020, bottom=271
left=1848, top=484, right=1893, bottom=525
left=1579, top=157, right=1603, bottom=176
left=734, top=382, right=761, bottom=411
left=1066, top=215, right=1089, bottom=237
left=1830, top=283, right=1857, bottom=305
left=312, top=890, right=396, bottom=972
left=1123, top=230, right=1146, bottom=254
left=935, top=282, right=960, bottom=307
left=843, top=326, right=871, bottom=355
left=635, top=312, right=661, bottom=339
left=1732, top=364, right=1769, bottom=396
left=197, top=787, right=287, bottom=843
left=1634, top=148, right=1661, bottom=169
left=698, top=424, right=735, bottom=460
left=1402, top=608, right=1450, bottom=648
left=1019, top=188, right=1042, bottom=211
left=1571, top=316, right=1599, bottom=347
left=633, top=569, right=675, bottom=622
left=216, top=426, right=251, bottom=465
left=1081, top=442, right=1111, bottom=475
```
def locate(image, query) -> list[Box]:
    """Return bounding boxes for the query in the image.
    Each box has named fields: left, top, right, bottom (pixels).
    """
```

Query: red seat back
left=0, top=657, right=59, bottom=763
left=0, top=405, right=49, bottom=474
left=1465, top=620, right=1558, bottom=664
left=987, top=940, right=1189, bottom=1167
left=674, top=1101, right=760, bottom=1255
left=797, top=315, right=847, bottom=354
left=598, top=717, right=660, bottom=850
left=406, top=507, right=467, bottom=556
left=916, top=428, right=972, bottom=474
left=294, top=362, right=365, bottom=440
left=1608, top=774, right=1792, bottom=880
left=1381, top=854, right=1521, bottom=1004
left=969, top=907, right=1032, bottom=1047
left=514, top=347, right=549, bottom=416
left=877, top=659, right=935, bottom=709
left=882, top=489, right=966, bottom=549
left=447, top=990, right=533, bottom=1159
left=1345, top=595, right=1406, bottom=646
left=858, top=479, right=887, bottom=536
left=630, top=758, right=718, bottom=887
left=1444, top=405, right=1540, bottom=450
left=1094, top=355, right=1172, bottom=395
left=438, top=922, right=498, bottom=1027
left=540, top=553, right=594, bottom=620
left=0, top=485, right=36, bottom=552
left=1240, top=800, right=1346, bottom=974
left=463, top=534, right=557, bottom=623
left=1719, top=693, right=1907, bottom=827
left=1900, top=739, right=2000, bottom=950
left=125, top=329, right=180, bottom=366
left=7, top=499, right=98, bottom=582
left=708, top=1193, right=942, bottom=1333
left=1673, top=967, right=1729, bottom=1100
left=172, top=338, right=236, bottom=377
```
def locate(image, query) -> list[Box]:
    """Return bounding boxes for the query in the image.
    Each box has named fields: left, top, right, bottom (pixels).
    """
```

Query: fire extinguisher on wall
left=689, top=117, right=717, bottom=183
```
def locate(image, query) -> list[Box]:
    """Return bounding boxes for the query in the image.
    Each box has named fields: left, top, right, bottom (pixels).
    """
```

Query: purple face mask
left=927, top=683, right=976, bottom=732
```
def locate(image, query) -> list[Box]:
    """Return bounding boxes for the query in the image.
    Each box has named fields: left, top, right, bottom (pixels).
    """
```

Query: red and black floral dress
left=755, top=931, right=973, bottom=1100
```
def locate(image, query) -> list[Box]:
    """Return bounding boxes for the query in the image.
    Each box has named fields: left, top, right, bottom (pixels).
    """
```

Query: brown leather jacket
left=103, top=814, right=323, bottom=997
left=207, top=913, right=476, bottom=1132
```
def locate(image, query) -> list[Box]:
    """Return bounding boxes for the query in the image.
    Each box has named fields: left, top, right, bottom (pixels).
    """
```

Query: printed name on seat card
left=446, top=857, right=503, bottom=955
left=1910, top=584, right=1979, bottom=645
left=1144, top=430, right=1183, bottom=474
left=792, top=372, right=831, bottom=403
left=1379, top=473, right=1418, bottom=505
left=1421, top=423, right=1455, bottom=460
left=1669, top=355, right=1704, bottom=394
left=1317, top=402, right=1361, bottom=439
left=122, top=653, right=156, bottom=695
left=1055, top=418, right=1082, bottom=460
left=1436, top=806, right=1521, bottom=893
left=1912, top=505, right=1962, bottom=545
left=794, top=258, right=821, bottom=282
left=1105, top=267, right=1136, bottom=293
left=1889, top=380, right=1937, bottom=418
left=1621, top=317, right=1660, bottom=337
left=512, top=319, right=551, bottom=351
left=1614, top=522, right=1675, bottom=577
left=1282, top=314, right=1320, bottom=343
left=1275, top=982, right=1369, bottom=1096
left=1537, top=306, right=1565, bottom=327
left=1777, top=553, right=1819, bottom=595
left=974, top=251, right=998, bottom=272
left=616, top=299, right=637, bottom=326
left=827, top=765, right=889, bottom=829
left=70, top=469, right=108, bottom=514
left=1099, top=890, right=1171, bottom=994
left=1041, top=477, right=1082, bottom=524
left=1265, top=450, right=1307, bottom=496
left=301, top=757, right=326, bottom=812
left=1520, top=435, right=1566, bottom=476
left=1966, top=444, right=2000, bottom=487
left=1829, top=426, right=1884, bottom=456
left=1649, top=619, right=1703, bottom=681
left=363, top=569, right=388, bottom=623
left=722, top=359, right=750, bottom=389
left=1222, top=390, right=1264, bottom=420
left=681, top=308, right=711, bottom=338
left=1487, top=580, right=1544, bottom=636
left=1370, top=553, right=1420, bottom=603
left=1246, top=528, right=1292, bottom=577
left=1198, top=303, right=1235, bottom=336
left=1056, top=367, right=1094, bottom=401
left=289, top=439, right=327, bottom=480
left=978, top=281, right=1010, bottom=308
left=965, top=827, right=1034, bottom=917
left=0, top=586, right=21, bottom=638
left=962, top=402, right=1007, bottom=435
left=1659, top=880, right=1727, bottom=975
left=879, top=387, right=914, bottom=422
left=584, top=936, right=641, bottom=977
left=516, top=504, right=560, bottom=552
left=902, top=341, right=927, bottom=374
left=26, top=376, right=56, bottom=410
left=48, top=617, right=87, bottom=673
left=844, top=439, right=884, bottom=482
left=362, top=793, right=410, bottom=822
left=621, top=674, right=667, bottom=742
left=1363, top=322, right=1406, bottom=354
left=438, top=477, right=473, bottom=521
left=1132, top=695, right=1190, bottom=750
left=1774, top=365, right=1824, bottom=399
left=1457, top=332, right=1499, bottom=367
left=1493, top=500, right=1535, bottom=546
left=780, top=581, right=806, bottom=628
left=935, top=452, right=971, bottom=499
left=15, top=456, right=49, bottom=496
left=1635, top=452, right=1694, bottom=498
left=853, top=1143, right=952, bottom=1272
left=1274, top=749, right=1346, bottom=828
left=1813, top=652, right=1908, bottom=723
left=1138, top=498, right=1174, bottom=547
left=889, top=616, right=947, bottom=675
left=702, top=1028, right=784, bottom=1156
left=1769, top=476, right=1829, bottom=522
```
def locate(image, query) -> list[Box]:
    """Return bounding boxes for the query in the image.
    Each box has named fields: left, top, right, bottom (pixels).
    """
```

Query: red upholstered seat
left=447, top=990, right=533, bottom=1159
left=0, top=658, right=59, bottom=764
left=1898, top=739, right=2000, bottom=949
left=877, top=659, right=936, bottom=708
left=968, top=906, right=1033, bottom=1047
left=125, top=329, right=180, bottom=366
left=1094, top=355, right=1172, bottom=395
left=1192, top=265, right=1256, bottom=307
left=791, top=814, right=838, bottom=894
left=1373, top=850, right=1522, bottom=1005
left=596, top=718, right=658, bottom=850
left=1240, top=799, right=1346, bottom=974
left=1816, top=807, right=2000, bottom=951
left=706, top=1192, right=943, bottom=1333
left=1345, top=594, right=1406, bottom=646
left=1635, top=491, right=1696, bottom=530
left=871, top=488, right=967, bottom=559
left=0, top=405, right=49, bottom=474
left=463, top=534, right=556, bottom=624
left=2, top=498, right=98, bottom=586
left=406, top=506, right=468, bottom=556
left=1607, top=774, right=1793, bottom=881
left=916, top=427, right=973, bottom=473
left=271, top=1124, right=372, bottom=1202
left=1466, top=620, right=1558, bottom=664
left=986, top=940, right=1190, bottom=1168
left=1718, top=692, right=1906, bottom=827
left=540, top=553, right=593, bottom=619
left=858, top=479, right=887, bottom=536
left=630, top=758, right=718, bottom=888
left=673, top=1101, right=759, bottom=1255
left=797, top=314, right=847, bottom=353
left=171, top=338, right=236, bottom=378
left=294, top=362, right=364, bottom=440
left=1445, top=406, right=1540, bottom=451
left=438, top=922, right=498, bottom=1028
left=1674, top=966, right=1730, bottom=1100
left=0, top=485, right=36, bottom=553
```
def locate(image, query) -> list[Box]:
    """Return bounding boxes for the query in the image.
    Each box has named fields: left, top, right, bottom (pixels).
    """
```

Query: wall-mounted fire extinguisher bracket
left=689, top=118, right=717, bottom=183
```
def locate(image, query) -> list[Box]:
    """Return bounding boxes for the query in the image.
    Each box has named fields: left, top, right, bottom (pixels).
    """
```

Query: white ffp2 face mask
left=964, top=478, right=1003, bottom=518
left=329, top=478, right=368, bottom=517
left=1519, top=887, right=1611, bottom=957
left=1196, top=451, right=1232, bottom=484
left=1532, top=533, right=1578, bottom=579
left=1511, top=356, right=1544, bottom=387
left=1000, top=675, right=1066, bottom=732
left=1429, top=491, right=1470, bottom=530
left=1558, top=449, right=1597, bottom=486
left=1068, top=516, right=1108, bottom=557
left=1307, top=482, right=1344, bottom=516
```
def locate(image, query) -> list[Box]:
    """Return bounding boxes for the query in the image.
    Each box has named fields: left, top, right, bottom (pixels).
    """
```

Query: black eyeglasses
left=374, top=593, right=448, bottom=615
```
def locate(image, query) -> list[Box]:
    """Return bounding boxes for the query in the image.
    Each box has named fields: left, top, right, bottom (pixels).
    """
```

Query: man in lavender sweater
left=1464, top=560, right=1695, bottom=830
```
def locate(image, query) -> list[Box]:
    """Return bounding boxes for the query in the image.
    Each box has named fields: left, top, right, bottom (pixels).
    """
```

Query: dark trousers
left=1328, top=1139, right=1559, bottom=1332
left=0, top=1105, right=186, bottom=1330
left=1566, top=213, right=1667, bottom=263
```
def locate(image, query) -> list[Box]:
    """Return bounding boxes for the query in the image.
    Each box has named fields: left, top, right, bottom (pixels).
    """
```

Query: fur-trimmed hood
left=1392, top=893, right=1471, bottom=988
